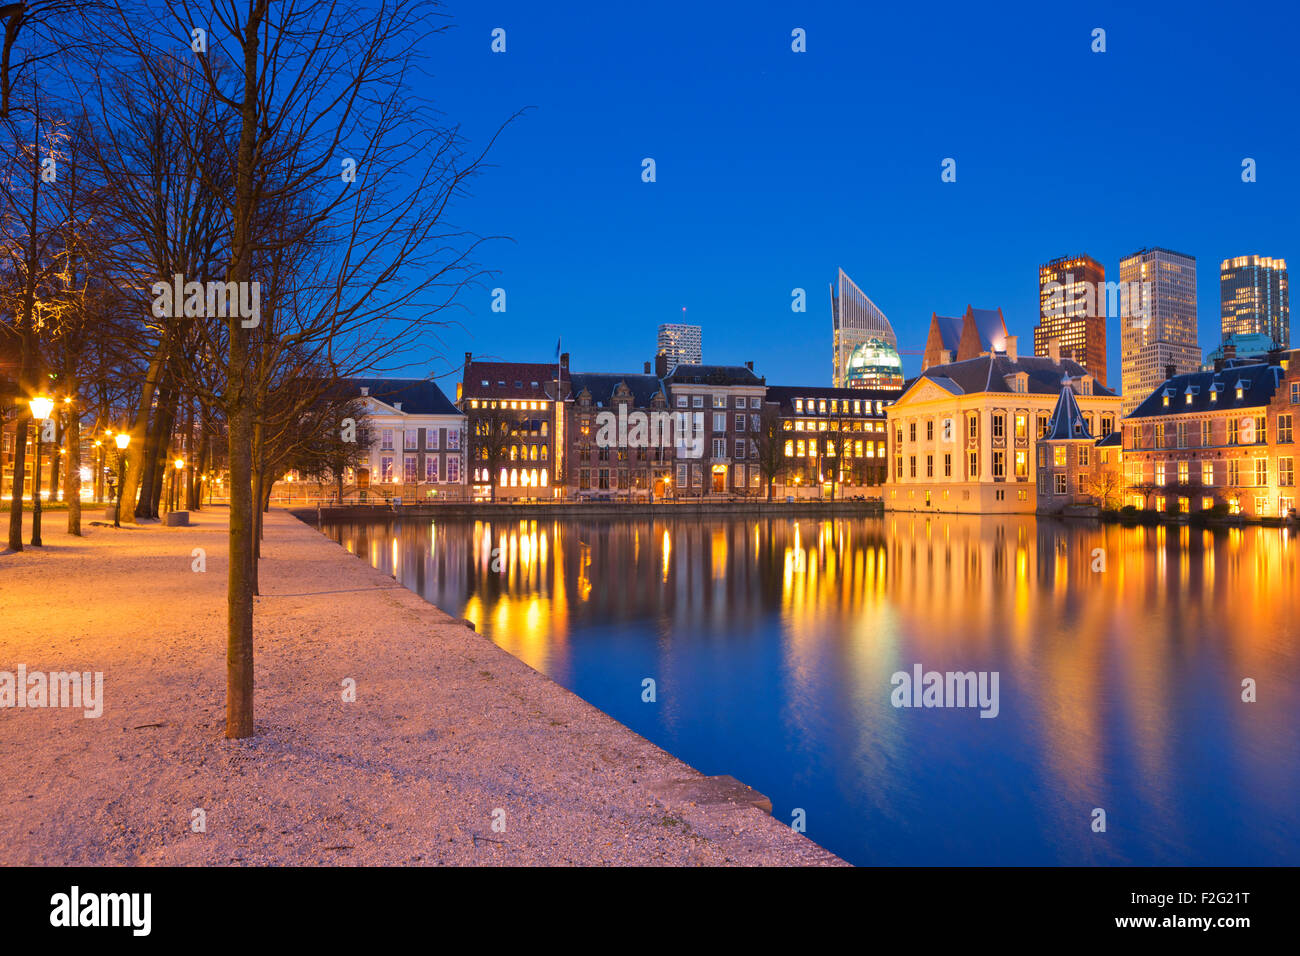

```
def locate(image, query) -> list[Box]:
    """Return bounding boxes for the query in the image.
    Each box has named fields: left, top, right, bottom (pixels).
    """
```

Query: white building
left=348, top=378, right=467, bottom=498
left=657, top=322, right=702, bottom=368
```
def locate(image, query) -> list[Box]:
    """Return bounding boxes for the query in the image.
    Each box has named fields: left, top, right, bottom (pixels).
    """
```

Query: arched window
left=540, top=470, right=548, bottom=487
left=510, top=469, right=518, bottom=487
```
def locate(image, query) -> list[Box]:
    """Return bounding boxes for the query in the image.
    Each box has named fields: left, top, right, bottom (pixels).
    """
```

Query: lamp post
left=113, top=432, right=131, bottom=527
left=28, top=396, right=54, bottom=546
left=171, top=457, right=184, bottom=512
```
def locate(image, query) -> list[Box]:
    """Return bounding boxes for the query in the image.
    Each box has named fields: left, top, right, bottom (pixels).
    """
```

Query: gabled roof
left=344, top=378, right=461, bottom=416
left=1126, top=361, right=1282, bottom=418
left=932, top=315, right=963, bottom=353
left=1043, top=381, right=1094, bottom=441
left=463, top=360, right=566, bottom=399
left=568, top=372, right=665, bottom=407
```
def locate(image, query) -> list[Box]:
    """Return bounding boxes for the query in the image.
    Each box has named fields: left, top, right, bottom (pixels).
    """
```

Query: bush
left=1204, top=502, right=1230, bottom=518
left=1120, top=504, right=1139, bottom=516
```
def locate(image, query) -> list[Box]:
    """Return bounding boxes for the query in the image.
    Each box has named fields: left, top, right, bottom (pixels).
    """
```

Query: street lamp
left=28, top=395, right=54, bottom=546
left=172, top=457, right=185, bottom=511
left=113, top=432, right=131, bottom=528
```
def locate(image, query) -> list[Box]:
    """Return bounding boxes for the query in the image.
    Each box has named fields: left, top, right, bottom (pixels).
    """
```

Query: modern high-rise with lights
left=830, top=268, right=902, bottom=388
left=656, top=322, right=702, bottom=369
left=1119, top=247, right=1199, bottom=417
left=1034, top=254, right=1107, bottom=386
left=1220, top=255, right=1289, bottom=347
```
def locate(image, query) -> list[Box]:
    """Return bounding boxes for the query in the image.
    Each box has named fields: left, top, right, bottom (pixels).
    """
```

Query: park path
left=0, top=508, right=844, bottom=865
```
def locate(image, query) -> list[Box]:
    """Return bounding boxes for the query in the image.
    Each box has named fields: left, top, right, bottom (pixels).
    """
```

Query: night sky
left=409, top=0, right=1298, bottom=387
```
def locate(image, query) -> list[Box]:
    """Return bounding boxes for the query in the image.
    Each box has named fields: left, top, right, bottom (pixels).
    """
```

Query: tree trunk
left=118, top=345, right=168, bottom=523
left=6, top=416, right=28, bottom=551
left=65, top=406, right=82, bottom=535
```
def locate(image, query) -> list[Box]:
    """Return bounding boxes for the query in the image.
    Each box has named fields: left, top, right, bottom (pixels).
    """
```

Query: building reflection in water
left=330, top=515, right=1298, bottom=866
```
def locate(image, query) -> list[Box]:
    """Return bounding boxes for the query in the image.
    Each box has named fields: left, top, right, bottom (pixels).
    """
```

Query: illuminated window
left=1053, top=447, right=1066, bottom=467
left=1202, top=461, right=1214, bottom=486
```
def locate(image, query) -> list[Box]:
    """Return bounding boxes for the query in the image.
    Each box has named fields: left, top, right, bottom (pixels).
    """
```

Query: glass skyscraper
left=1220, top=255, right=1289, bottom=347
left=1035, top=254, right=1107, bottom=386
left=1119, top=247, right=1199, bottom=418
left=830, top=268, right=899, bottom=388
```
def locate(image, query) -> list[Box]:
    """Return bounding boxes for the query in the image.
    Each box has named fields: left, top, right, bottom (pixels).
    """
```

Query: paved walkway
left=0, top=508, right=844, bottom=865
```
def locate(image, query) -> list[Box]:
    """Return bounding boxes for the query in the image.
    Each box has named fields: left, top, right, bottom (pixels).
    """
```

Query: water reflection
left=328, top=515, right=1299, bottom=865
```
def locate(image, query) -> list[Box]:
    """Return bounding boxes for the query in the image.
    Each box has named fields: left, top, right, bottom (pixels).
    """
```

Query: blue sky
left=409, top=0, right=1298, bottom=388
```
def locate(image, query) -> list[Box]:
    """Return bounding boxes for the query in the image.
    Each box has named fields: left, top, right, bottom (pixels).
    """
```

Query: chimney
left=644, top=361, right=652, bottom=374
left=745, top=360, right=754, bottom=371
left=1223, top=342, right=1237, bottom=359
left=393, top=402, right=402, bottom=412
left=1006, top=335, right=1018, bottom=362
left=1214, top=357, right=1225, bottom=372
left=464, top=351, right=472, bottom=369
left=1165, top=364, right=1176, bottom=381
left=654, top=353, right=668, bottom=378
left=359, top=386, right=369, bottom=397
left=939, top=349, right=953, bottom=365
left=560, top=351, right=570, bottom=376
left=1047, top=337, right=1059, bottom=365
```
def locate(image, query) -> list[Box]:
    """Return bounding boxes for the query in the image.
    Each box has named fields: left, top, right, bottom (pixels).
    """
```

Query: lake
left=324, top=514, right=1299, bottom=866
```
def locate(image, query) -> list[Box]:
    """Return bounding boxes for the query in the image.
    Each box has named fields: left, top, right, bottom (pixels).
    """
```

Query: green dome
left=845, top=338, right=903, bottom=384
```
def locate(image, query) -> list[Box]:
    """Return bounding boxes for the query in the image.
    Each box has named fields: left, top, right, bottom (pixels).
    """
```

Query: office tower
left=831, top=268, right=898, bottom=387
left=1035, top=254, right=1107, bottom=385
left=1220, top=255, right=1289, bottom=347
left=1119, top=247, right=1199, bottom=417
left=656, top=322, right=702, bottom=368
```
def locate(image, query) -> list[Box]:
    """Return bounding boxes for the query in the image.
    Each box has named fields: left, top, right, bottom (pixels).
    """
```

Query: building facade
left=764, top=385, right=896, bottom=497
left=1220, top=255, right=1289, bottom=347
left=886, top=344, right=1121, bottom=514
left=1120, top=247, right=1200, bottom=418
left=564, top=370, right=674, bottom=500
left=461, top=353, right=568, bottom=500
left=1035, top=383, right=1123, bottom=514
left=831, top=268, right=900, bottom=388
left=1035, top=254, right=1107, bottom=386
left=656, top=323, right=702, bottom=368
left=1121, top=350, right=1298, bottom=518
left=662, top=361, right=768, bottom=496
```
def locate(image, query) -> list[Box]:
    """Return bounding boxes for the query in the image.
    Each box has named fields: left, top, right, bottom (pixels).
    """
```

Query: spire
left=1043, top=381, right=1093, bottom=441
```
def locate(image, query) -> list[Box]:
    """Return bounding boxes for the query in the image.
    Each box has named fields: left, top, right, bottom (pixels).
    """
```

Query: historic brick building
left=763, top=385, right=898, bottom=498
left=565, top=369, right=674, bottom=500
left=661, top=358, right=767, bottom=496
left=1121, top=350, right=1298, bottom=518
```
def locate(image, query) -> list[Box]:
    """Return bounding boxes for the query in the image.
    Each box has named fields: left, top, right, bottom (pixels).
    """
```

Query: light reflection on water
left=326, top=515, right=1299, bottom=866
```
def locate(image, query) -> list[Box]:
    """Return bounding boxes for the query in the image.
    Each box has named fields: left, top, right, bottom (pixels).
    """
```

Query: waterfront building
left=564, top=368, right=674, bottom=500
left=1220, top=255, right=1288, bottom=347
left=830, top=269, right=900, bottom=388
left=661, top=358, right=768, bottom=496
left=920, top=305, right=1009, bottom=371
left=1035, top=381, right=1123, bottom=514
left=656, top=322, right=702, bottom=368
left=460, top=352, right=569, bottom=500
left=886, top=337, right=1121, bottom=514
left=763, top=385, right=898, bottom=497
left=324, top=378, right=466, bottom=501
left=1201, top=332, right=1276, bottom=370
left=1121, top=349, right=1299, bottom=518
left=1119, top=247, right=1199, bottom=418
left=1035, top=254, right=1108, bottom=385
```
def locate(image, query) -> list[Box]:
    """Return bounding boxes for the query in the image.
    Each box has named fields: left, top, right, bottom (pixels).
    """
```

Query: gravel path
left=0, top=508, right=844, bottom=865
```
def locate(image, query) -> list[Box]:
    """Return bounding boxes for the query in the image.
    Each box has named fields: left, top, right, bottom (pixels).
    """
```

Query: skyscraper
left=1119, top=247, right=1199, bottom=417
left=830, top=268, right=898, bottom=388
left=1220, top=255, right=1289, bottom=347
left=656, top=321, right=702, bottom=369
left=1035, top=254, right=1107, bottom=385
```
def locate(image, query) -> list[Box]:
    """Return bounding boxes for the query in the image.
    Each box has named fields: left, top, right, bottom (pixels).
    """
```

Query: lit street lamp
left=113, top=432, right=131, bottom=528
left=28, top=395, right=54, bottom=547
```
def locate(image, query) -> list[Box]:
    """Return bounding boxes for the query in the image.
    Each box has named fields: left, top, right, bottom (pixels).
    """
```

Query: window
left=796, top=440, right=805, bottom=457
left=712, top=438, right=726, bottom=458
left=1280, top=414, right=1294, bottom=443
left=677, top=463, right=688, bottom=487
left=425, top=427, right=440, bottom=449
left=968, top=451, right=978, bottom=477
left=1015, top=414, right=1027, bottom=440
left=1280, top=457, right=1295, bottom=487
left=992, top=451, right=1005, bottom=478
left=381, top=429, right=394, bottom=451
left=713, top=413, right=727, bottom=433
left=1078, top=474, right=1088, bottom=493
left=1100, top=416, right=1113, bottom=436
left=1202, top=461, right=1214, bottom=486
left=794, top=399, right=803, bottom=413
left=895, top=456, right=903, bottom=479
left=1256, top=415, right=1267, bottom=443
left=425, top=457, right=439, bottom=483
left=895, top=424, right=904, bottom=444
left=968, top=416, right=978, bottom=440
left=1054, top=473, right=1067, bottom=495
left=736, top=414, right=746, bottom=432
left=447, top=457, right=460, bottom=483
left=1155, top=461, right=1166, bottom=486
left=926, top=420, right=934, bottom=441
left=1202, top=497, right=1214, bottom=511
left=1176, top=422, right=1186, bottom=448
left=1053, top=447, right=1066, bottom=467
left=784, top=440, right=793, bottom=456
left=909, top=456, right=917, bottom=478
left=1201, top=420, right=1212, bottom=446
left=1256, top=458, right=1268, bottom=486
left=735, top=397, right=746, bottom=409
left=1155, top=423, right=1165, bottom=447
left=751, top=398, right=761, bottom=409
left=1292, top=382, right=1300, bottom=405
left=677, top=395, right=688, bottom=408
left=713, top=395, right=727, bottom=409
left=944, top=453, right=952, bottom=477
left=1228, top=460, right=1240, bottom=486
left=1015, top=450, right=1027, bottom=478
left=380, top=456, right=394, bottom=482
left=992, top=414, right=1004, bottom=440
left=1255, top=496, right=1269, bottom=515
left=693, top=395, right=704, bottom=409
left=1078, top=445, right=1089, bottom=467
left=1228, top=419, right=1239, bottom=444
left=909, top=422, right=917, bottom=442
left=1177, top=461, right=1188, bottom=484
left=404, top=429, right=418, bottom=450
left=926, top=454, right=934, bottom=477
left=735, top=440, right=746, bottom=459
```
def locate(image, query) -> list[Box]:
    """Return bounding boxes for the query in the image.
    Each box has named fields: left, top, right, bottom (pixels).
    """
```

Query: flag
left=555, top=338, right=561, bottom=360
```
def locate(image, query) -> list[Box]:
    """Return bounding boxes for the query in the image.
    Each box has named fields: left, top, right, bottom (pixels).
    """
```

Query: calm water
left=325, top=514, right=1299, bottom=866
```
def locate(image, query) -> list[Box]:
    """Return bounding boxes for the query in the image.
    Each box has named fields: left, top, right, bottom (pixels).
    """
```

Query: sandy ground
left=0, top=507, right=844, bottom=865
